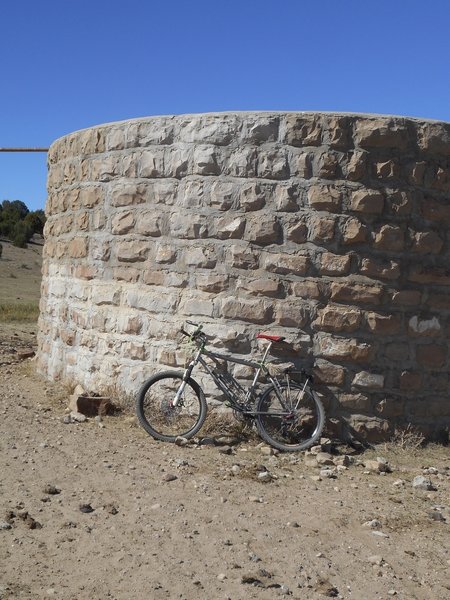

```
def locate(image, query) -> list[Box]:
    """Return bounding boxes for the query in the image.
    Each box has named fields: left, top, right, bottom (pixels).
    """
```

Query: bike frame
left=173, top=333, right=312, bottom=415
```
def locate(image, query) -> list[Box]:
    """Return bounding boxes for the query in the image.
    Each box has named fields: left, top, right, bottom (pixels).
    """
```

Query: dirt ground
left=1, top=324, right=450, bottom=600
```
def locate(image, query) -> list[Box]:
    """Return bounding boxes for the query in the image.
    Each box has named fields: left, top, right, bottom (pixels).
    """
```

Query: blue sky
left=1, top=0, right=450, bottom=211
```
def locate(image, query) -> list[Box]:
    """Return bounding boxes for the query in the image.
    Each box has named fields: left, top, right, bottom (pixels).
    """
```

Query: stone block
left=283, top=114, right=322, bottom=146
left=410, top=230, right=444, bottom=254
left=346, top=151, right=367, bottom=181
left=313, top=306, right=362, bottom=333
left=355, top=118, right=409, bottom=150
left=285, top=219, right=308, bottom=244
left=316, top=335, right=372, bottom=363
left=421, top=199, right=450, bottom=224
left=68, top=238, right=89, bottom=258
left=416, top=344, right=447, bottom=368
left=375, top=160, right=399, bottom=179
left=273, top=302, right=308, bottom=328
left=319, top=252, right=351, bottom=275
left=352, top=371, right=384, bottom=389
left=239, top=277, right=282, bottom=297
left=155, top=244, right=177, bottom=264
left=274, top=184, right=301, bottom=212
left=408, top=267, right=450, bottom=286
left=110, top=182, right=147, bottom=207
left=183, top=246, right=216, bottom=269
left=317, top=152, right=339, bottom=179
left=366, top=312, right=402, bottom=335
left=193, top=145, right=221, bottom=175
left=330, top=282, right=383, bottom=305
left=339, top=393, right=371, bottom=411
left=139, top=148, right=165, bottom=178
left=308, top=185, right=342, bottom=212
left=327, top=116, right=352, bottom=149
left=373, top=225, right=404, bottom=252
left=216, top=215, right=246, bottom=239
left=388, top=190, right=413, bottom=216
left=227, top=147, right=258, bottom=177
left=408, top=316, right=441, bottom=337
left=350, top=190, right=384, bottom=214
left=245, top=215, right=281, bottom=245
left=291, top=280, right=324, bottom=299
left=385, top=343, right=410, bottom=362
left=170, top=213, right=207, bottom=239
left=313, top=359, right=345, bottom=385
left=308, top=215, right=335, bottom=243
left=262, top=252, right=309, bottom=276
left=257, top=148, right=290, bottom=179
left=227, top=244, right=259, bottom=270
left=221, top=297, right=273, bottom=324
left=242, top=115, right=280, bottom=143
left=360, top=258, right=400, bottom=281
left=391, top=290, right=422, bottom=306
left=111, top=211, right=135, bottom=235
left=341, top=217, right=368, bottom=244
left=239, top=182, right=267, bottom=211
left=136, top=212, right=163, bottom=237
left=210, top=180, right=235, bottom=211
left=196, top=274, right=229, bottom=293
left=399, top=371, right=422, bottom=391
left=417, top=122, right=450, bottom=156
left=116, top=240, right=149, bottom=262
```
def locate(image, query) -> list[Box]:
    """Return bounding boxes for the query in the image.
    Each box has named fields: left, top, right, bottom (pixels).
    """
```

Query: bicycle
left=136, top=321, right=325, bottom=452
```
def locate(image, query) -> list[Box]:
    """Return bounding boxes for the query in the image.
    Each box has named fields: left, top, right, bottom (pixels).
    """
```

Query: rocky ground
left=1, top=325, right=450, bottom=600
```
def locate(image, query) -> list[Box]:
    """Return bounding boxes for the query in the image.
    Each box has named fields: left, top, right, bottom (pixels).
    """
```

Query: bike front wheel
left=256, top=381, right=325, bottom=452
left=136, top=371, right=207, bottom=442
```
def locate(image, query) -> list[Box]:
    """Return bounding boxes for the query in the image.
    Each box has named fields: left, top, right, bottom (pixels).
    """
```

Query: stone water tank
left=38, top=112, right=450, bottom=441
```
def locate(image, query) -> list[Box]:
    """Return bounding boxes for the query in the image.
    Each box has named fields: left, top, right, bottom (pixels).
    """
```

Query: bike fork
left=172, top=350, right=201, bottom=407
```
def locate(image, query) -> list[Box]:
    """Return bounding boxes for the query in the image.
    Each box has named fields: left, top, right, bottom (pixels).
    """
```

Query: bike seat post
left=261, top=340, right=273, bottom=365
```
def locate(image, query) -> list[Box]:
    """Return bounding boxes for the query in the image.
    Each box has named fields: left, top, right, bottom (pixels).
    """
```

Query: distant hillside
left=0, top=239, right=42, bottom=322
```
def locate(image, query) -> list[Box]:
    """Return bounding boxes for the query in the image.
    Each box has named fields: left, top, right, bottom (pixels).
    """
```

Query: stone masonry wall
left=38, top=112, right=450, bottom=441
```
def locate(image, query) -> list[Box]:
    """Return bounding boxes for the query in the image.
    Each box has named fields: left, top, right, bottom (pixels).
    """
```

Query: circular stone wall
left=38, top=112, right=450, bottom=441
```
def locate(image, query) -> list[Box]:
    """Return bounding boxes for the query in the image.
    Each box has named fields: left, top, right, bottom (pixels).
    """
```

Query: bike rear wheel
left=136, top=371, right=207, bottom=442
left=256, top=380, right=325, bottom=452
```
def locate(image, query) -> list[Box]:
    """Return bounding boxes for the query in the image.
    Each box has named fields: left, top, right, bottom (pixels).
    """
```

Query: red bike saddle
left=256, top=333, right=286, bottom=342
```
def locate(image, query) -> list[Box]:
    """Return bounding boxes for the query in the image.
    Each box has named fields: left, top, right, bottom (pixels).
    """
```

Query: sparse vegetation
left=0, top=302, right=40, bottom=322
left=0, top=199, right=45, bottom=248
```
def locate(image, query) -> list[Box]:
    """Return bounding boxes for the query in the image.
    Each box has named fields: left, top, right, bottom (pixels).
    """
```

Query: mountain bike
left=136, top=321, right=325, bottom=452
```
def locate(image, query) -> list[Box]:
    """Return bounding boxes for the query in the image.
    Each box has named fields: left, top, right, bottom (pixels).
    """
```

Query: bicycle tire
left=136, top=371, right=207, bottom=442
left=256, top=381, right=325, bottom=452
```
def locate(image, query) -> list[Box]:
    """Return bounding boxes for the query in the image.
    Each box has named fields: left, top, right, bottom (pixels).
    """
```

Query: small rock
left=0, top=521, right=12, bottom=530
left=61, top=415, right=72, bottom=424
left=260, top=446, right=278, bottom=456
left=368, top=555, right=384, bottom=566
left=371, top=530, right=389, bottom=538
left=70, top=411, right=87, bottom=423
left=412, top=476, right=436, bottom=491
left=304, top=453, right=319, bottom=468
left=43, top=484, right=60, bottom=495
left=175, top=436, right=189, bottom=446
left=363, top=519, right=382, bottom=529
left=423, top=467, right=439, bottom=475
left=316, top=452, right=335, bottom=466
left=162, top=473, right=178, bottom=482
left=320, top=468, right=337, bottom=479
left=392, top=479, right=406, bottom=487
left=428, top=510, right=446, bottom=522
left=218, top=445, right=233, bottom=455
left=217, top=573, right=227, bottom=581
left=79, top=503, right=94, bottom=513
left=231, top=465, right=241, bottom=475
left=257, top=471, right=272, bottom=482
left=199, top=437, right=216, bottom=446
left=249, top=496, right=263, bottom=503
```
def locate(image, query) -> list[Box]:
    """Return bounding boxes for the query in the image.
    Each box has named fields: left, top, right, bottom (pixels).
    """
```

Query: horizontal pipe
left=0, top=148, right=48, bottom=152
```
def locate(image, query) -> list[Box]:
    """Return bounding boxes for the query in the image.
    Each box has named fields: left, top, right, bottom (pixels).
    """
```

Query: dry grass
left=0, top=302, right=40, bottom=323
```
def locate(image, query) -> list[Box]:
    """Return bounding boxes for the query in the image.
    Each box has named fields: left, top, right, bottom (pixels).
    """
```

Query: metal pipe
left=0, top=148, right=48, bottom=152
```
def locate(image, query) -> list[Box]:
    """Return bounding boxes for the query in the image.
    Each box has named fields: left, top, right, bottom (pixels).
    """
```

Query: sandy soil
left=1, top=325, right=450, bottom=600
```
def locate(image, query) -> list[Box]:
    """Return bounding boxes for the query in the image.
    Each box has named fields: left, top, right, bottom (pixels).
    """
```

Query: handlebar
left=180, top=321, right=205, bottom=342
